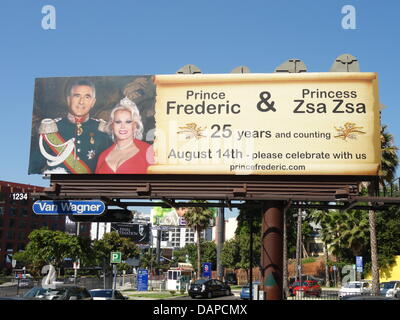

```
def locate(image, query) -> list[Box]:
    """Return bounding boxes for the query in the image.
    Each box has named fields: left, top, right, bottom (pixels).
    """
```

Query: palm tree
left=368, top=125, right=399, bottom=294
left=183, top=201, right=215, bottom=279
left=379, top=125, right=399, bottom=185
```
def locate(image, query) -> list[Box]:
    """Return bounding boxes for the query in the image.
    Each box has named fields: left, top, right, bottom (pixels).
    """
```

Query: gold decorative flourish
left=177, top=123, right=206, bottom=140
left=334, top=122, right=366, bottom=141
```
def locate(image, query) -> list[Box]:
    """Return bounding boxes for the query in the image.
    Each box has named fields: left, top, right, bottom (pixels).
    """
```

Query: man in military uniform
left=37, top=80, right=112, bottom=174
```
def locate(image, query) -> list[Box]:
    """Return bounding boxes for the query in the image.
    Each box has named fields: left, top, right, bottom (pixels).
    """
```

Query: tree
left=183, top=201, right=215, bottom=279
left=14, top=228, right=83, bottom=276
left=235, top=207, right=261, bottom=282
left=184, top=240, right=217, bottom=272
left=221, top=238, right=240, bottom=270
left=92, top=231, right=140, bottom=273
left=171, top=247, right=188, bottom=266
left=368, top=125, right=398, bottom=294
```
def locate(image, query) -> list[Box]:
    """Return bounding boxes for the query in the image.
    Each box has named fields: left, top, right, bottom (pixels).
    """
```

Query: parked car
left=89, top=289, right=129, bottom=300
left=380, top=281, right=400, bottom=298
left=225, top=273, right=238, bottom=285
left=341, top=295, right=397, bottom=300
left=18, top=278, right=34, bottom=288
left=22, top=285, right=92, bottom=300
left=240, top=281, right=261, bottom=300
left=289, top=280, right=322, bottom=297
left=188, top=279, right=231, bottom=299
left=338, top=281, right=371, bottom=298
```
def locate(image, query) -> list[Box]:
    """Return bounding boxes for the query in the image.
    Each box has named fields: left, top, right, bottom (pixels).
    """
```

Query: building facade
left=0, top=181, right=67, bottom=271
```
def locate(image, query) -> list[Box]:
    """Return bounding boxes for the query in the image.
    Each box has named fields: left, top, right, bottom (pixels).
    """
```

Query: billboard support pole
left=261, top=201, right=284, bottom=300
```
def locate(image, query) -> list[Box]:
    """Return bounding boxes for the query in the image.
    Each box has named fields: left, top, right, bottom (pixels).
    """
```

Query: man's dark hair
left=67, top=79, right=96, bottom=98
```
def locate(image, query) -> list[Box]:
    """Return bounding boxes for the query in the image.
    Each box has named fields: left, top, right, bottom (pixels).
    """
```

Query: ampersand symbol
left=257, top=91, right=276, bottom=112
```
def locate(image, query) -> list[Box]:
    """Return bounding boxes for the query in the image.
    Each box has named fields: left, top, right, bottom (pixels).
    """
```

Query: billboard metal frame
left=32, top=174, right=400, bottom=211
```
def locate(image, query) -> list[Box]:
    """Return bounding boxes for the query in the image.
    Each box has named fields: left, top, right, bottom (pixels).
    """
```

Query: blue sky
left=0, top=1, right=399, bottom=215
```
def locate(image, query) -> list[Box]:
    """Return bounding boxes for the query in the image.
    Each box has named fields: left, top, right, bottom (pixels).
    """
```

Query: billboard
left=150, top=207, right=217, bottom=227
left=29, top=73, right=381, bottom=176
left=150, top=207, right=187, bottom=227
left=111, top=223, right=150, bottom=244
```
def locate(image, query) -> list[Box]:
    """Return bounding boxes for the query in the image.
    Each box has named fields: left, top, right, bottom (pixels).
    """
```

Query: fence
left=0, top=274, right=138, bottom=298
left=286, top=290, right=397, bottom=300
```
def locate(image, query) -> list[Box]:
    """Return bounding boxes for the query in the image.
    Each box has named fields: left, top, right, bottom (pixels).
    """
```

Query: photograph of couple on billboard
left=28, top=76, right=156, bottom=175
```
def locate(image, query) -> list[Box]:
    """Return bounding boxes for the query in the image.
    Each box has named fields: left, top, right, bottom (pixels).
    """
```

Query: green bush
left=169, top=290, right=176, bottom=295
left=302, top=257, right=316, bottom=264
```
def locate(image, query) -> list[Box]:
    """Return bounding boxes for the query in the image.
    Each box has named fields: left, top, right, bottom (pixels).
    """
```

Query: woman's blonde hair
left=108, top=97, right=144, bottom=140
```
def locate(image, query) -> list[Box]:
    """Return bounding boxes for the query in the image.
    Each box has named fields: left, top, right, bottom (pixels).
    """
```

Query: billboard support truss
left=33, top=174, right=400, bottom=211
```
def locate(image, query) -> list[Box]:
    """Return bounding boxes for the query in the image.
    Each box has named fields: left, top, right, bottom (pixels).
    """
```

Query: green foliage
left=139, top=250, right=156, bottom=269
left=184, top=240, right=216, bottom=269
left=171, top=247, right=188, bottom=266
left=221, top=238, right=240, bottom=269
left=118, top=262, right=131, bottom=272
left=301, top=257, right=316, bottom=264
left=379, top=125, right=398, bottom=184
left=184, top=201, right=215, bottom=232
left=222, top=207, right=262, bottom=274
left=18, top=228, right=83, bottom=274
left=184, top=201, right=215, bottom=278
left=92, top=231, right=140, bottom=271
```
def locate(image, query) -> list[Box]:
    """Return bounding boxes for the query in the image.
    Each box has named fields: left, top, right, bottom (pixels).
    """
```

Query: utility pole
left=216, top=203, right=225, bottom=281
left=296, top=208, right=302, bottom=283
left=155, top=229, right=161, bottom=275
left=74, top=222, right=80, bottom=284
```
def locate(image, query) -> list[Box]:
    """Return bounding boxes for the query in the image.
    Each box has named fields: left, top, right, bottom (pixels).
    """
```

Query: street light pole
left=216, top=203, right=225, bottom=281
left=74, top=222, right=80, bottom=284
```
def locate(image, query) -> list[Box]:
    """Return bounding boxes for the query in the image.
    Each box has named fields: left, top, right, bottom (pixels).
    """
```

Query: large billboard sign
left=29, top=73, right=381, bottom=176
left=150, top=207, right=187, bottom=227
left=111, top=223, right=150, bottom=244
left=150, top=207, right=217, bottom=227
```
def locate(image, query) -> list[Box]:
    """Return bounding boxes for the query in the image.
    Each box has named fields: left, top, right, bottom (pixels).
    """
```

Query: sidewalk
left=119, top=287, right=241, bottom=300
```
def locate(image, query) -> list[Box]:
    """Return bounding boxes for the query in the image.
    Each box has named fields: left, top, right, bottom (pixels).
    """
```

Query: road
left=173, top=293, right=241, bottom=300
left=0, top=285, right=31, bottom=298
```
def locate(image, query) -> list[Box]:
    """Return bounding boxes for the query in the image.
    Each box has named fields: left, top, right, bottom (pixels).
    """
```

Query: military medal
left=76, top=123, right=83, bottom=136
left=89, top=132, right=95, bottom=144
left=87, top=150, right=95, bottom=160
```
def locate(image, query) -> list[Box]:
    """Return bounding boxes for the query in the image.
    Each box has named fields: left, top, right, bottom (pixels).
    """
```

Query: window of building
left=0, top=206, right=4, bottom=215
left=18, top=232, right=25, bottom=241
left=8, top=219, right=15, bottom=228
left=0, top=217, right=3, bottom=227
left=0, top=192, right=5, bottom=203
left=6, top=243, right=13, bottom=250
left=21, top=208, right=28, bottom=217
left=161, top=231, right=169, bottom=241
left=7, top=231, right=14, bottom=240
left=185, top=228, right=195, bottom=243
left=17, top=243, right=25, bottom=251
left=18, top=220, right=27, bottom=229
left=9, top=208, right=17, bottom=216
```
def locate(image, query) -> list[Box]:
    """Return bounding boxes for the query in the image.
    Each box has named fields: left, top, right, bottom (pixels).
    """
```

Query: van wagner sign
left=29, top=73, right=381, bottom=176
